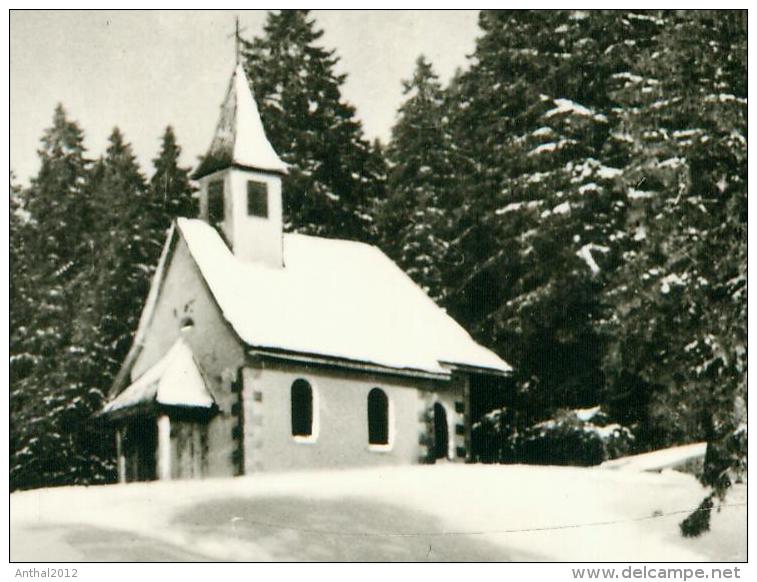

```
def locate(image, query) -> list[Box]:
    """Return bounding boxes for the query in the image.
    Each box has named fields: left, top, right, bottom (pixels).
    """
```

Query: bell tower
left=193, top=63, right=288, bottom=268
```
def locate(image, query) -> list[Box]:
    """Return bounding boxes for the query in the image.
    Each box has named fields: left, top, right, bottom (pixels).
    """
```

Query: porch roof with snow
left=102, top=339, right=215, bottom=417
left=193, top=64, right=288, bottom=179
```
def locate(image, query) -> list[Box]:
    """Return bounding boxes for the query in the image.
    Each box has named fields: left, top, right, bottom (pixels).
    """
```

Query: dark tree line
left=10, top=11, right=745, bottom=535
left=378, top=10, right=745, bottom=534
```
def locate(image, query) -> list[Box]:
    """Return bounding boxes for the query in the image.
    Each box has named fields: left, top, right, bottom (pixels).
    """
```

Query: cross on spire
left=228, top=15, right=247, bottom=65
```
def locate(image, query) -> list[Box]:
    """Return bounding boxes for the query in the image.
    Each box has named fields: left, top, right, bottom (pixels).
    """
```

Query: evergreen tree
left=149, top=126, right=196, bottom=232
left=10, top=174, right=34, bottom=486
left=9, top=106, right=112, bottom=490
left=442, top=10, right=646, bottom=419
left=9, top=174, right=32, bottom=382
left=64, top=128, right=195, bottom=484
left=241, top=10, right=385, bottom=242
left=599, top=11, right=746, bottom=533
left=59, top=128, right=157, bottom=488
left=23, top=104, right=93, bottom=269
left=604, top=11, right=746, bottom=445
left=77, top=128, right=153, bottom=392
left=11, top=121, right=199, bottom=491
left=381, top=56, right=454, bottom=302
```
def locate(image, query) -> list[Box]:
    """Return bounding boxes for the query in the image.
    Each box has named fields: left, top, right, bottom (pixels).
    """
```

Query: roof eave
left=246, top=346, right=452, bottom=381
left=231, top=161, right=288, bottom=176
left=438, top=360, right=514, bottom=378
left=95, top=399, right=158, bottom=423
left=96, top=400, right=218, bottom=424
left=192, top=160, right=288, bottom=181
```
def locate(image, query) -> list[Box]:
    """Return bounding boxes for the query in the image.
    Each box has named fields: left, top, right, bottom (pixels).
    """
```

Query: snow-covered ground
left=11, top=464, right=745, bottom=562
left=600, top=442, right=707, bottom=472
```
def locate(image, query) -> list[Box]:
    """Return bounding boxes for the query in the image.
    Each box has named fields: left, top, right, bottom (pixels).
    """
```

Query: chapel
left=100, top=63, right=512, bottom=481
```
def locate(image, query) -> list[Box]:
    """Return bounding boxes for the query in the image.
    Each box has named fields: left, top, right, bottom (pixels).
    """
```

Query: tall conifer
left=149, top=126, right=195, bottom=231
left=599, top=12, right=747, bottom=532
left=9, top=106, right=109, bottom=489
left=442, top=10, right=643, bottom=416
left=381, top=56, right=453, bottom=302
left=241, top=10, right=385, bottom=241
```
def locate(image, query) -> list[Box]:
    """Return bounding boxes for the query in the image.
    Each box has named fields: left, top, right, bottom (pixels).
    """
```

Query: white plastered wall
left=241, top=362, right=455, bottom=473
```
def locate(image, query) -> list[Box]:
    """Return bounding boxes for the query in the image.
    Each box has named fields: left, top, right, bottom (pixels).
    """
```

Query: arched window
left=291, top=379, right=313, bottom=437
left=367, top=388, right=389, bottom=445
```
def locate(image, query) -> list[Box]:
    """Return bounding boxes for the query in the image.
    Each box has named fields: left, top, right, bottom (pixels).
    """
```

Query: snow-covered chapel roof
left=175, top=218, right=511, bottom=377
left=193, top=64, right=287, bottom=179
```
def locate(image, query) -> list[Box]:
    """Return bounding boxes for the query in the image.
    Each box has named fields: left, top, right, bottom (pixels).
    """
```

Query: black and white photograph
left=7, top=7, right=748, bottom=567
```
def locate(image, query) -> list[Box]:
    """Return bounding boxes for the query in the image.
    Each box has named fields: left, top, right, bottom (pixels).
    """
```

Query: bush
left=471, top=406, right=518, bottom=464
left=473, top=406, right=635, bottom=466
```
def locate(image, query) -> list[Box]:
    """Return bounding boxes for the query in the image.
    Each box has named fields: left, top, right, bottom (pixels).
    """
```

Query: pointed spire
left=193, top=64, right=287, bottom=179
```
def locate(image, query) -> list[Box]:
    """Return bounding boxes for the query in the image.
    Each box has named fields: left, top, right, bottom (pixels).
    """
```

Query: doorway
left=433, top=402, right=449, bottom=460
left=123, top=417, right=158, bottom=482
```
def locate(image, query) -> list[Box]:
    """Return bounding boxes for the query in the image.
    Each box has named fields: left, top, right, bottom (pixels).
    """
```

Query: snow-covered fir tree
left=9, top=106, right=111, bottom=490
left=442, top=10, right=646, bottom=419
left=381, top=56, right=455, bottom=302
left=598, top=11, right=746, bottom=534
left=149, top=126, right=196, bottom=235
left=10, top=175, right=35, bottom=488
left=77, top=129, right=154, bottom=390
left=9, top=174, right=32, bottom=385
left=241, top=10, right=386, bottom=242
